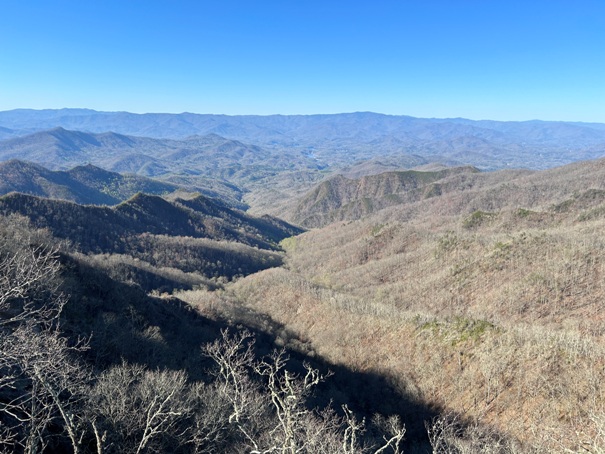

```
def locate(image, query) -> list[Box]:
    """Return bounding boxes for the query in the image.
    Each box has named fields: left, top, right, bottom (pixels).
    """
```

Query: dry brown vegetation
left=178, top=158, right=605, bottom=452
left=8, top=155, right=605, bottom=451
left=0, top=214, right=411, bottom=453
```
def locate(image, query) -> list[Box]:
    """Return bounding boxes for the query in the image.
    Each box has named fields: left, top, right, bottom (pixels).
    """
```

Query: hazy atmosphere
left=3, top=2, right=605, bottom=453
left=1, top=1, right=604, bottom=121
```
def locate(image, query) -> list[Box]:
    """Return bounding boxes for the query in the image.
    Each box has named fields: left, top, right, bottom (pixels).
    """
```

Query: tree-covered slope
left=175, top=155, right=605, bottom=452
left=0, top=191, right=302, bottom=286
left=0, top=159, right=179, bottom=204
left=0, top=214, right=417, bottom=454
left=289, top=166, right=480, bottom=227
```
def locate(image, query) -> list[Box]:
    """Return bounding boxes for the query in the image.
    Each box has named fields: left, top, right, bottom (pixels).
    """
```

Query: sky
left=1, top=1, right=604, bottom=122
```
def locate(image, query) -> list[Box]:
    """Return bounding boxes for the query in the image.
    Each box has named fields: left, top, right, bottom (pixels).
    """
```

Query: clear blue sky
left=1, top=1, right=604, bottom=122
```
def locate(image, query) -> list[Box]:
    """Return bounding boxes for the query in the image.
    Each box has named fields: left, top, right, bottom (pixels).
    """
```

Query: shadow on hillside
left=214, top=303, right=438, bottom=451
left=62, top=253, right=436, bottom=451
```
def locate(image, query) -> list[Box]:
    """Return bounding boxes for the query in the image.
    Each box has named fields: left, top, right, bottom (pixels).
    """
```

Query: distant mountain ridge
left=0, top=128, right=324, bottom=208
left=1, top=109, right=605, bottom=170
left=0, top=127, right=311, bottom=175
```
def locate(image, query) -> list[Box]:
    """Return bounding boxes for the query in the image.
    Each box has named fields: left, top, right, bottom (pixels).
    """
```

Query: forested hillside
left=0, top=215, right=412, bottom=453
left=176, top=156, right=605, bottom=452
left=287, top=166, right=479, bottom=227
left=0, top=160, right=180, bottom=204
left=3, top=110, right=605, bottom=452
left=0, top=191, right=300, bottom=293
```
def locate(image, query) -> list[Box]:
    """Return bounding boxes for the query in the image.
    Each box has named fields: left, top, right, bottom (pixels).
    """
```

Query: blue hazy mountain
left=1, top=109, right=604, bottom=170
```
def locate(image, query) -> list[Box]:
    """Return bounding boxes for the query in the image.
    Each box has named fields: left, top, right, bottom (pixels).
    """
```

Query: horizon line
left=1, top=107, right=603, bottom=125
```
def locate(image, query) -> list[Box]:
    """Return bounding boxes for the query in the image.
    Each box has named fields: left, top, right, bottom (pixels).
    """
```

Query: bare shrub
left=202, top=329, right=406, bottom=454
left=426, top=413, right=524, bottom=454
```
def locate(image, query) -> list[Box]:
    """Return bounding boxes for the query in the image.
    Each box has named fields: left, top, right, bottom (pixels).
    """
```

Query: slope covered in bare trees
left=0, top=191, right=302, bottom=293
left=285, top=166, right=479, bottom=227
left=0, top=160, right=181, bottom=205
left=4, top=112, right=605, bottom=452
left=0, top=215, right=416, bottom=453
left=177, top=156, right=605, bottom=452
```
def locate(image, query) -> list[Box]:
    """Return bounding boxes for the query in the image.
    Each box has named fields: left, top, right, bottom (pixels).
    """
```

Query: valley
left=1, top=109, right=605, bottom=452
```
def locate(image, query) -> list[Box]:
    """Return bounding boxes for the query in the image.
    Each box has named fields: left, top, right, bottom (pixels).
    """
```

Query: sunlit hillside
left=179, top=157, right=605, bottom=451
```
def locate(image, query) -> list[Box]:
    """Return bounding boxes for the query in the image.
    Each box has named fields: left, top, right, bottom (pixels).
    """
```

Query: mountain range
left=5, top=108, right=605, bottom=451
left=0, top=126, right=321, bottom=177
left=2, top=109, right=604, bottom=219
left=0, top=127, right=328, bottom=208
left=1, top=109, right=605, bottom=171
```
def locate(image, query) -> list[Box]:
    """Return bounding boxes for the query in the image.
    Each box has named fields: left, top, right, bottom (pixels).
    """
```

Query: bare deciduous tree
left=203, top=329, right=406, bottom=454
left=202, top=329, right=270, bottom=452
left=89, top=363, right=191, bottom=454
left=254, top=349, right=333, bottom=453
left=0, top=221, right=90, bottom=453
